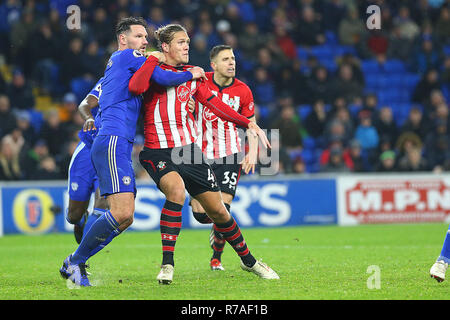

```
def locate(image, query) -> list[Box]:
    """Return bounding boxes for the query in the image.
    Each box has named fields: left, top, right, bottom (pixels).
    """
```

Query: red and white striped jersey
left=140, top=65, right=251, bottom=150
left=195, top=72, right=255, bottom=159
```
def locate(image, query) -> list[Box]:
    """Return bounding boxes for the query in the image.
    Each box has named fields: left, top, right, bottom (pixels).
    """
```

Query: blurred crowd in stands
left=0, top=0, right=449, bottom=180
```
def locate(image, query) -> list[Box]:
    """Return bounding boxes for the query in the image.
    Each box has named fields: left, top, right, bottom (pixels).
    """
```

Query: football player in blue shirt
left=60, top=17, right=207, bottom=286
left=66, top=78, right=108, bottom=246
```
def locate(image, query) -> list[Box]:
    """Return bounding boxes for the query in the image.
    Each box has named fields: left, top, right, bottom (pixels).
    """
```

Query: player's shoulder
left=160, top=64, right=193, bottom=72
left=232, top=77, right=252, bottom=93
left=115, top=48, right=145, bottom=63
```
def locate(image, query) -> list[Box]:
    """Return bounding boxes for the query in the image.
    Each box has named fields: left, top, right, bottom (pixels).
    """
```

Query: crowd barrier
left=1, top=173, right=449, bottom=236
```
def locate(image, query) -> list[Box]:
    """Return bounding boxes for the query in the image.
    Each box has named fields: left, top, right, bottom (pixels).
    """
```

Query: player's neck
left=213, top=73, right=233, bottom=88
left=164, top=56, right=183, bottom=67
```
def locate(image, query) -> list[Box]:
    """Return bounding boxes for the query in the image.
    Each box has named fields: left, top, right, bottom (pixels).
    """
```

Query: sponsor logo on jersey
left=177, top=85, right=191, bottom=103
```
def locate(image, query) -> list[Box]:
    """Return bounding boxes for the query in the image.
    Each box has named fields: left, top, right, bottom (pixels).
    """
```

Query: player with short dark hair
left=189, top=44, right=259, bottom=271
left=59, top=17, right=207, bottom=287
left=129, top=24, right=278, bottom=284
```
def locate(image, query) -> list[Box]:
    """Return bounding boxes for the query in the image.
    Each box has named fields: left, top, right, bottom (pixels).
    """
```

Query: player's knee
left=193, top=211, right=213, bottom=224
left=165, top=186, right=186, bottom=204
left=66, top=207, right=85, bottom=224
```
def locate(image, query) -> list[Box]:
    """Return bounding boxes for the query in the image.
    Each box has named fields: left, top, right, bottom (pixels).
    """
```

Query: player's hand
left=188, top=97, right=195, bottom=113
left=147, top=51, right=166, bottom=63
left=247, top=122, right=271, bottom=149
left=188, top=66, right=208, bottom=81
left=83, top=118, right=96, bottom=132
left=240, top=151, right=257, bottom=174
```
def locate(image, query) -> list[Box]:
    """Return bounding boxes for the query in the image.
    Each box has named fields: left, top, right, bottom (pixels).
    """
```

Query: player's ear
left=161, top=42, right=169, bottom=54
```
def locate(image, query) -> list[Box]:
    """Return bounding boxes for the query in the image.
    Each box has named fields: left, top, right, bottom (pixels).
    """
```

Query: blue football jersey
left=78, top=77, right=103, bottom=147
left=98, top=49, right=146, bottom=142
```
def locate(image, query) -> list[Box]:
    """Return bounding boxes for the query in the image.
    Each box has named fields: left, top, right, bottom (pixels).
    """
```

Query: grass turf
left=0, top=223, right=449, bottom=300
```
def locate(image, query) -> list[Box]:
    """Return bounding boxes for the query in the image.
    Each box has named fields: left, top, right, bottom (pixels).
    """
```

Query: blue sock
left=87, top=228, right=121, bottom=260
left=82, top=208, right=106, bottom=239
left=438, top=224, right=450, bottom=264
left=70, top=210, right=120, bottom=265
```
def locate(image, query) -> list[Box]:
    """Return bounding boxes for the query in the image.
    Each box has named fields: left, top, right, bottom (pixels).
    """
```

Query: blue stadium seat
left=298, top=105, right=312, bottom=119
left=257, top=105, right=270, bottom=119
left=28, top=110, right=44, bottom=133
left=302, top=136, right=316, bottom=150
left=325, top=31, right=338, bottom=45
left=361, top=60, right=381, bottom=74
left=311, top=45, right=334, bottom=59
left=70, top=78, right=95, bottom=102
left=300, top=149, right=314, bottom=164
left=296, top=46, right=309, bottom=60
left=384, top=59, right=406, bottom=73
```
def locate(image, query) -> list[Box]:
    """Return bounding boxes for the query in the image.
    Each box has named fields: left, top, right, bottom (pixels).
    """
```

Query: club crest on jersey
left=157, top=161, right=167, bottom=171
left=71, top=182, right=78, bottom=192
left=133, top=49, right=143, bottom=58
left=202, top=107, right=218, bottom=122
left=177, top=85, right=191, bottom=103
left=122, top=176, right=131, bottom=185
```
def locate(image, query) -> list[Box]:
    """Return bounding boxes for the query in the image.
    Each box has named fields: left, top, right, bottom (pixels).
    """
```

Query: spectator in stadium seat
left=400, top=106, right=430, bottom=138
left=424, top=89, right=447, bottom=120
left=387, top=23, right=414, bottom=62
left=393, top=6, right=420, bottom=41
left=270, top=104, right=303, bottom=154
left=435, top=6, right=450, bottom=43
left=395, top=131, right=424, bottom=160
left=20, top=139, right=49, bottom=180
left=306, top=66, right=334, bottom=104
left=357, top=93, right=378, bottom=120
left=90, top=7, right=114, bottom=47
left=40, top=109, right=69, bottom=157
left=410, top=39, right=443, bottom=75
left=82, top=40, right=105, bottom=80
left=251, top=67, right=275, bottom=106
left=292, top=156, right=306, bottom=174
left=189, top=34, right=211, bottom=70
left=424, top=119, right=450, bottom=171
left=31, top=155, right=63, bottom=180
left=336, top=53, right=365, bottom=86
left=0, top=95, right=17, bottom=139
left=304, top=99, right=327, bottom=138
left=293, top=5, right=325, bottom=46
left=15, top=111, right=36, bottom=148
left=60, top=37, right=87, bottom=88
left=320, top=145, right=351, bottom=173
left=237, top=22, right=267, bottom=59
left=273, top=25, right=297, bottom=61
left=348, top=139, right=367, bottom=172
left=6, top=68, right=35, bottom=110
left=354, top=111, right=379, bottom=153
left=338, top=5, right=367, bottom=46
left=0, top=136, right=22, bottom=180
left=397, top=146, right=429, bottom=172
left=412, top=68, right=442, bottom=105
left=330, top=63, right=364, bottom=104
left=375, top=150, right=398, bottom=172
left=374, top=106, right=398, bottom=146
left=323, top=119, right=351, bottom=148
left=275, top=62, right=309, bottom=104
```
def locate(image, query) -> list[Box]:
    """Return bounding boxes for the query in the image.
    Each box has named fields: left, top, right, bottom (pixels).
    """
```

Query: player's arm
left=242, top=116, right=259, bottom=174
left=129, top=55, right=207, bottom=95
left=78, top=94, right=99, bottom=132
left=194, top=83, right=270, bottom=148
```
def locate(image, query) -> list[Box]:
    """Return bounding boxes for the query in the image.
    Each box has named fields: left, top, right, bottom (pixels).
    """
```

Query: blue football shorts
left=91, top=135, right=136, bottom=197
left=67, top=142, right=99, bottom=202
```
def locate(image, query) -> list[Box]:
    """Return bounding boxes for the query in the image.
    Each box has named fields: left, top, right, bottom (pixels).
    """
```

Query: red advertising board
left=338, top=175, right=450, bottom=225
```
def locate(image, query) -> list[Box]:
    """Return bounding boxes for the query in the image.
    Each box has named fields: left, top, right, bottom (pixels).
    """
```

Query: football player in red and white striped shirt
left=189, top=45, right=260, bottom=271
left=129, top=24, right=278, bottom=283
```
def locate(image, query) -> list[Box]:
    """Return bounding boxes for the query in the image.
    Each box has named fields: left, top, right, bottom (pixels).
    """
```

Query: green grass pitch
left=0, top=223, right=449, bottom=300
